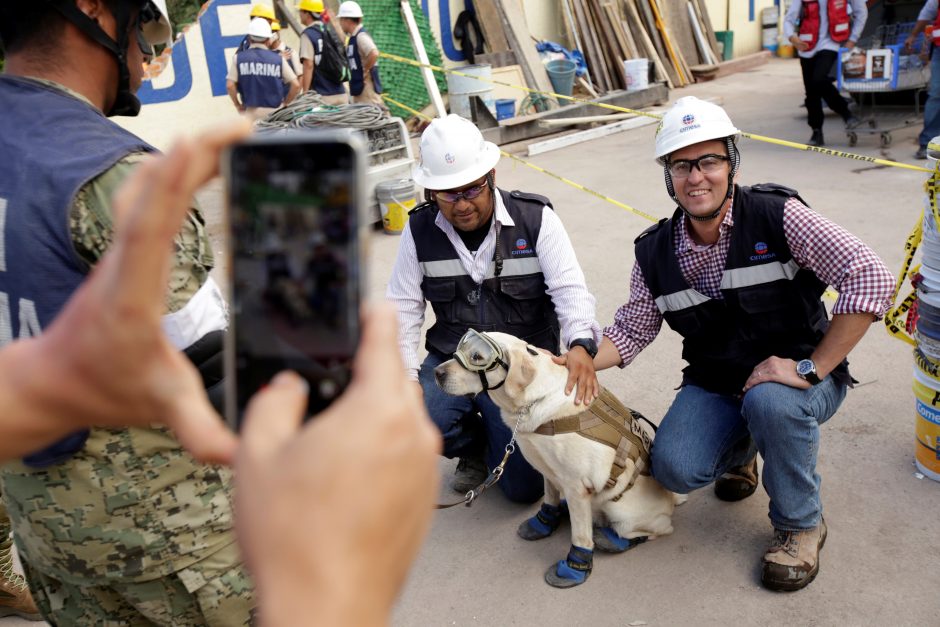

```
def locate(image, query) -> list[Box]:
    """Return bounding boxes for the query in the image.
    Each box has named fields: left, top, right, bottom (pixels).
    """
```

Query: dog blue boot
left=517, top=501, right=569, bottom=541
left=544, top=545, right=593, bottom=588
left=592, top=526, right=648, bottom=553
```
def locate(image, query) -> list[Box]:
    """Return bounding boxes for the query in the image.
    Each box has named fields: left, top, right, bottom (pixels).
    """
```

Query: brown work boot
left=451, top=456, right=488, bottom=494
left=714, top=455, right=759, bottom=502
left=0, top=542, right=42, bottom=620
left=761, top=518, right=828, bottom=592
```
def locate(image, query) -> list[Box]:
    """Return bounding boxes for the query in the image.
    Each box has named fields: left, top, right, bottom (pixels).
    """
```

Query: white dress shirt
left=386, top=190, right=601, bottom=379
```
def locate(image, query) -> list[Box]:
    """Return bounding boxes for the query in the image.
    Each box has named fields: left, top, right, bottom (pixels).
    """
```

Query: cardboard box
left=842, top=49, right=867, bottom=80
left=866, top=48, right=893, bottom=80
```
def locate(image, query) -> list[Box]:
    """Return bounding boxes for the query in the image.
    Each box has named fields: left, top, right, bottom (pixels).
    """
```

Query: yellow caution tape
left=381, top=94, right=660, bottom=223
left=379, top=52, right=933, bottom=174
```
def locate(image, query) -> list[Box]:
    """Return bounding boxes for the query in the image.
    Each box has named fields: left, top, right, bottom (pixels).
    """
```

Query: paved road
left=3, top=57, right=937, bottom=626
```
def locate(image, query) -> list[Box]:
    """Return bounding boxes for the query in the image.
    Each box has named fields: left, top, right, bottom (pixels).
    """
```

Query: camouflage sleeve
left=69, top=153, right=214, bottom=313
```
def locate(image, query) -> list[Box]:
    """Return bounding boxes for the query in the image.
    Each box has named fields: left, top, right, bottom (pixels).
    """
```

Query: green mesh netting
left=359, top=0, right=448, bottom=119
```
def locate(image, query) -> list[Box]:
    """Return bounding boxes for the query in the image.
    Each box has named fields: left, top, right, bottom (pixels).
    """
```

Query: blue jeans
left=419, top=352, right=544, bottom=504
left=919, top=49, right=940, bottom=149
left=650, top=378, right=847, bottom=531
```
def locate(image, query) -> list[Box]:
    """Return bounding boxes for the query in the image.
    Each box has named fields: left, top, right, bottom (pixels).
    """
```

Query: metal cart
left=837, top=23, right=929, bottom=148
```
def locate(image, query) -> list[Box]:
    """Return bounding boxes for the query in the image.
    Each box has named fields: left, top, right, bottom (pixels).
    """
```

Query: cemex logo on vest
left=511, top=238, right=534, bottom=255
left=679, top=113, right=700, bottom=133
left=750, top=241, right=776, bottom=261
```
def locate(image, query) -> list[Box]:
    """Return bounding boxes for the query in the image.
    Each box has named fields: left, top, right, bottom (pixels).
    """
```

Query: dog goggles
left=453, top=330, right=509, bottom=390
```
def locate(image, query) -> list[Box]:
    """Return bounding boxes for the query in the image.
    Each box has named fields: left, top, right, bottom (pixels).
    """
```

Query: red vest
left=930, top=13, right=940, bottom=45
left=798, top=0, right=851, bottom=51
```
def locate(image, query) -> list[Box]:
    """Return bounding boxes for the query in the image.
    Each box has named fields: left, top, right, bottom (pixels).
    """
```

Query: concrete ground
left=3, top=57, right=937, bottom=625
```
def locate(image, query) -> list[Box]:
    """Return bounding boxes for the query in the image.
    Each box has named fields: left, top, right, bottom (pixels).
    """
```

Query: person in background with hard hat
left=577, top=96, right=894, bottom=591
left=297, top=0, right=349, bottom=105
left=270, top=20, right=303, bottom=89
left=0, top=1, right=253, bottom=622
left=904, top=1, right=940, bottom=160
left=238, top=1, right=277, bottom=51
left=388, top=114, right=601, bottom=503
left=337, top=1, right=386, bottom=111
left=227, top=17, right=299, bottom=119
left=783, top=0, right=865, bottom=147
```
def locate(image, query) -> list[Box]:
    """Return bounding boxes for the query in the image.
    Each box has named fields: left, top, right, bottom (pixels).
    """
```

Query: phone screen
left=226, top=133, right=362, bottom=426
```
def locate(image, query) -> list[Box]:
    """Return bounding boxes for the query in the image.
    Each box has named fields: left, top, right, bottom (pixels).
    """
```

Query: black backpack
left=312, top=22, right=350, bottom=84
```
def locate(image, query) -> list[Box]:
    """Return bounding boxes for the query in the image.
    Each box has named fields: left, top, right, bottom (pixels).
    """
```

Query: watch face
left=796, top=359, right=814, bottom=376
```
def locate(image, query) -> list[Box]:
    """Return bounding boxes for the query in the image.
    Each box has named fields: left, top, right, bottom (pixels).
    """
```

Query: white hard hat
left=412, top=115, right=501, bottom=191
left=337, top=1, right=364, bottom=18
left=248, top=16, right=274, bottom=40
left=141, top=0, right=173, bottom=46
left=654, top=96, right=740, bottom=164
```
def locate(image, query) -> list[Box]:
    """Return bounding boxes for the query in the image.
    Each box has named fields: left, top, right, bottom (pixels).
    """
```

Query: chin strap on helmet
left=664, top=135, right=740, bottom=223
left=46, top=0, right=144, bottom=117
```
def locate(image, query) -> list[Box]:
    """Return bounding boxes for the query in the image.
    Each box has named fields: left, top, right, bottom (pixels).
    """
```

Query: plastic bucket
left=715, top=30, right=734, bottom=60
left=545, top=59, right=577, bottom=97
left=495, top=98, right=515, bottom=121
left=623, top=58, right=649, bottom=92
left=912, top=363, right=940, bottom=481
left=446, top=64, right=495, bottom=120
left=375, top=179, right=416, bottom=235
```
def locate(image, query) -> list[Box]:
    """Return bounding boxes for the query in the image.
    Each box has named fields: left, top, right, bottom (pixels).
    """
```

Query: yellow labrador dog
left=435, top=330, right=683, bottom=587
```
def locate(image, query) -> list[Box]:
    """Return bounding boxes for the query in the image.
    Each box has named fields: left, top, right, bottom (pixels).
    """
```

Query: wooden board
left=474, top=0, right=509, bottom=53
left=497, top=0, right=554, bottom=100
left=490, top=64, right=528, bottom=114
left=573, top=0, right=611, bottom=92
left=590, top=0, right=628, bottom=88
left=691, top=0, right=722, bottom=61
left=625, top=0, right=679, bottom=87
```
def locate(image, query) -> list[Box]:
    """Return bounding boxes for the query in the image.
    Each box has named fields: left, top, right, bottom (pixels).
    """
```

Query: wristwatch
left=569, top=338, right=598, bottom=359
left=796, top=359, right=821, bottom=385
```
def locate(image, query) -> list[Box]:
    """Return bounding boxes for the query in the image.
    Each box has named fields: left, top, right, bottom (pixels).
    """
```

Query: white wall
left=703, top=0, right=780, bottom=58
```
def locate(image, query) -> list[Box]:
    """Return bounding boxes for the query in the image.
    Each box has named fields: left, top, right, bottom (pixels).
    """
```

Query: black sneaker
left=808, top=129, right=824, bottom=147
left=451, top=456, right=487, bottom=494
left=845, top=115, right=862, bottom=129
left=916, top=146, right=928, bottom=160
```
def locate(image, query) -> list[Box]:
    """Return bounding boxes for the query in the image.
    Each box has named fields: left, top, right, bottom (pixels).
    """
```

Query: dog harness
left=534, top=388, right=653, bottom=501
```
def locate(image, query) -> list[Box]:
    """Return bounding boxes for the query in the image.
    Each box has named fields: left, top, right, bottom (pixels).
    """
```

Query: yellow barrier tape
left=382, top=94, right=660, bottom=223
left=379, top=51, right=933, bottom=174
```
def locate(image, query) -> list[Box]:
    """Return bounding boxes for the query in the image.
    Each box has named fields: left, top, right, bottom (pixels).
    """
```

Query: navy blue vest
left=235, top=46, right=285, bottom=109
left=347, top=28, right=382, bottom=97
left=635, top=184, right=850, bottom=395
left=410, top=189, right=560, bottom=357
left=302, top=25, right=346, bottom=96
left=0, top=76, right=157, bottom=465
left=238, top=34, right=251, bottom=52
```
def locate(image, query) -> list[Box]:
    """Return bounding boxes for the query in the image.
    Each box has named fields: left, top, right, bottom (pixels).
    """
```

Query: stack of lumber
left=562, top=0, right=722, bottom=92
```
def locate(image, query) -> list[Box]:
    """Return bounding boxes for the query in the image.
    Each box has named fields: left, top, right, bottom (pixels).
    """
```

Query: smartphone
left=223, top=130, right=366, bottom=430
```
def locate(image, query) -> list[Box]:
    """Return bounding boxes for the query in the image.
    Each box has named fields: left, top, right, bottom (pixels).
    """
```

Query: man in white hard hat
left=226, top=16, right=299, bottom=119
left=237, top=2, right=277, bottom=52
left=0, top=1, right=252, bottom=622
left=578, top=96, right=894, bottom=591
left=388, top=114, right=601, bottom=503
left=337, top=1, right=386, bottom=111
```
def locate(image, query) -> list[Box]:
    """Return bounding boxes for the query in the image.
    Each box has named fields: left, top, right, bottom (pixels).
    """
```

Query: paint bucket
left=912, top=362, right=940, bottom=481
left=545, top=59, right=577, bottom=97
left=623, top=58, right=650, bottom=92
left=495, top=98, right=515, bottom=121
left=375, top=179, right=416, bottom=235
left=446, top=64, right=495, bottom=121
left=761, top=6, right=779, bottom=54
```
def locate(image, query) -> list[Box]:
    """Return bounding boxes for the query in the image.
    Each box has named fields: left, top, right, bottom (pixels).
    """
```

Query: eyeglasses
left=434, top=180, right=489, bottom=203
left=667, top=154, right=730, bottom=179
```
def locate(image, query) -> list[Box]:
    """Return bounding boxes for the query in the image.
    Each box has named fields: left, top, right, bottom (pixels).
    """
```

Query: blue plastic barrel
left=495, top=98, right=515, bottom=120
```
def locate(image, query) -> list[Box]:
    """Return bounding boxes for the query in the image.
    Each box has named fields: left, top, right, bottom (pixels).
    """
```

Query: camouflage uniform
left=0, top=80, right=252, bottom=625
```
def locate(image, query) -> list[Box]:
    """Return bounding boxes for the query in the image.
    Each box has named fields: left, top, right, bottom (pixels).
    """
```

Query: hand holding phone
left=224, top=130, right=366, bottom=429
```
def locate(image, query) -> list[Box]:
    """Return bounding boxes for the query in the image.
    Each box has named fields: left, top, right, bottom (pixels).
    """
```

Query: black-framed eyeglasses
left=667, top=154, right=730, bottom=179
left=434, top=180, right=489, bottom=204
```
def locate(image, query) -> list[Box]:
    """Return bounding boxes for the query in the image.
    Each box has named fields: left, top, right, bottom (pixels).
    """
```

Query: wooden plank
left=474, top=0, right=509, bottom=53
left=400, top=0, right=446, bottom=117
left=475, top=51, right=518, bottom=68
left=574, top=0, right=611, bottom=92
left=607, top=2, right=640, bottom=58
left=527, top=115, right=660, bottom=156
left=497, top=0, right=554, bottom=103
left=590, top=0, right=628, bottom=88
left=660, top=0, right=701, bottom=66
left=687, top=0, right=719, bottom=65
left=624, top=0, right=677, bottom=87
left=562, top=0, right=598, bottom=92
left=691, top=0, right=722, bottom=61
left=646, top=0, right=689, bottom=84
left=634, top=0, right=681, bottom=85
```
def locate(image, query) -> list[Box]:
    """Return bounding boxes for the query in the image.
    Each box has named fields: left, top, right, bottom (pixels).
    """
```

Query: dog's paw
left=544, top=545, right=593, bottom=588
left=592, top=526, right=648, bottom=553
left=673, top=493, right=689, bottom=506
left=517, top=502, right=567, bottom=541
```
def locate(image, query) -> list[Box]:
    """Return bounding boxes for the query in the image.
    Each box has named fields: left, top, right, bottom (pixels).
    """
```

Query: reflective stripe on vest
left=419, top=256, right=542, bottom=279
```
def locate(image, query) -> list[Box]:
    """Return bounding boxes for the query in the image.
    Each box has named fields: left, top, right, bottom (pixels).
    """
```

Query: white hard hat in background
left=412, top=115, right=501, bottom=191
left=654, top=96, right=740, bottom=164
left=337, top=1, right=364, bottom=19
left=141, top=0, right=173, bottom=46
left=248, top=16, right=274, bottom=40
